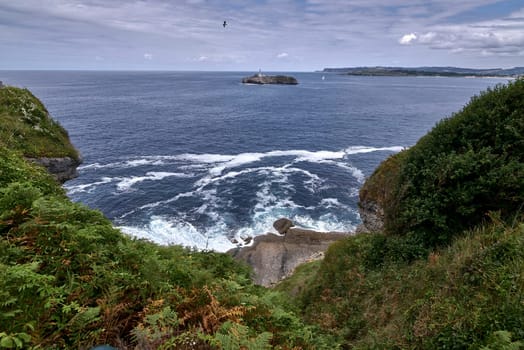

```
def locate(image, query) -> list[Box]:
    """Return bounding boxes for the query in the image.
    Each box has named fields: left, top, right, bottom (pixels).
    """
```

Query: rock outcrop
left=27, top=156, right=82, bottom=183
left=273, top=217, right=294, bottom=234
left=242, top=74, right=298, bottom=85
left=229, top=226, right=347, bottom=287
left=356, top=199, right=384, bottom=234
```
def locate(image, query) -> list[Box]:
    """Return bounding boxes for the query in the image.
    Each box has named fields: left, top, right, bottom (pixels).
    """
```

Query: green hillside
left=0, top=86, right=79, bottom=160
left=279, top=78, right=524, bottom=348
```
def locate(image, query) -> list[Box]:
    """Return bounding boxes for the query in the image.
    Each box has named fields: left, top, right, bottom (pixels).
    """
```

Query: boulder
left=273, top=218, right=294, bottom=234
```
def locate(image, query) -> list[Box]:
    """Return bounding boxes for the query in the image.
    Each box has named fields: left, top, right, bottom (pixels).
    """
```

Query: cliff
left=242, top=74, right=298, bottom=85
left=0, top=86, right=81, bottom=182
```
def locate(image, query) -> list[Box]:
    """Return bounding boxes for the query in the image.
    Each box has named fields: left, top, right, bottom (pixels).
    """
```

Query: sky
left=0, top=0, right=523, bottom=71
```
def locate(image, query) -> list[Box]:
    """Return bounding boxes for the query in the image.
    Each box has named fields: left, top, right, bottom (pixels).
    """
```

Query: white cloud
left=144, top=53, right=153, bottom=60
left=197, top=56, right=208, bottom=62
left=399, top=33, right=417, bottom=45
left=277, top=52, right=289, bottom=58
left=397, top=6, right=524, bottom=57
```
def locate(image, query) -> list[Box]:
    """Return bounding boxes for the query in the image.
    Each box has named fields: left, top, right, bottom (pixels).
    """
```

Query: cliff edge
left=0, top=85, right=81, bottom=182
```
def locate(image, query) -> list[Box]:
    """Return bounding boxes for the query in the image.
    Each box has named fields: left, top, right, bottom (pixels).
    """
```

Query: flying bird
left=223, top=20, right=227, bottom=28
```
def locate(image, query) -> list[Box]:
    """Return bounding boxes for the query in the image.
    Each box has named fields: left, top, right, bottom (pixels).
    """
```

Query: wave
left=72, top=145, right=401, bottom=251
left=66, top=172, right=191, bottom=194
left=78, top=145, right=404, bottom=174
left=115, top=171, right=191, bottom=191
left=65, top=177, right=113, bottom=194
left=119, top=216, right=236, bottom=252
left=118, top=208, right=357, bottom=253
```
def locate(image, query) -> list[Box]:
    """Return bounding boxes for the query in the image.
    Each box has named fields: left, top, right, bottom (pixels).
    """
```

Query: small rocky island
left=242, top=73, right=298, bottom=85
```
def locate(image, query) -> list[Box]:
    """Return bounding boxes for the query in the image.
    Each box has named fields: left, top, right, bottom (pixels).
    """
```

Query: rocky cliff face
left=356, top=153, right=404, bottom=234
left=27, top=156, right=82, bottom=183
left=229, top=228, right=347, bottom=287
left=356, top=199, right=384, bottom=234
left=242, top=74, right=298, bottom=85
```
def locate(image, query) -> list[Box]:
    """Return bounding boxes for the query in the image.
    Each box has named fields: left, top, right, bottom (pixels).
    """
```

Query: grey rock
left=356, top=199, right=384, bottom=233
left=27, top=156, right=82, bottom=183
left=273, top=218, right=294, bottom=234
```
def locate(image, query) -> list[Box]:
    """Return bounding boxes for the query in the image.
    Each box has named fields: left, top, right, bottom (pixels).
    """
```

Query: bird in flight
left=223, top=20, right=227, bottom=28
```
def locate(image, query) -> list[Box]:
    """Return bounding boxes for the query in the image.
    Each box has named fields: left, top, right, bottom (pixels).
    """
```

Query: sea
left=0, top=71, right=510, bottom=251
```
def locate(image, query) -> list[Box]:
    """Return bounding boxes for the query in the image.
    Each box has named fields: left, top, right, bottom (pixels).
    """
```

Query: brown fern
left=179, top=285, right=252, bottom=334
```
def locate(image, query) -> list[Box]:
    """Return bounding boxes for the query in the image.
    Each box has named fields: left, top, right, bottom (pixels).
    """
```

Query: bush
left=382, top=79, right=524, bottom=247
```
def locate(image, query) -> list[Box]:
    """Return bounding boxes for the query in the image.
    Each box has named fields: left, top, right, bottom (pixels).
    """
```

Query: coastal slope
left=279, top=78, right=524, bottom=349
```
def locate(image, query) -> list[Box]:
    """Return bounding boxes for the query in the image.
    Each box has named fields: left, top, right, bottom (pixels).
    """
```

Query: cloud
left=399, top=33, right=417, bottom=45
left=1, top=0, right=523, bottom=70
left=398, top=7, right=524, bottom=56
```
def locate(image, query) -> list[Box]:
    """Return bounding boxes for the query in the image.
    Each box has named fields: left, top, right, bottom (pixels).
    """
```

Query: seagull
left=223, top=20, right=227, bottom=28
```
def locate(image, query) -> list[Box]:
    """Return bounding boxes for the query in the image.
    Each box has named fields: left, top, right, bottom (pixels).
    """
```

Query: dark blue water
left=0, top=71, right=509, bottom=251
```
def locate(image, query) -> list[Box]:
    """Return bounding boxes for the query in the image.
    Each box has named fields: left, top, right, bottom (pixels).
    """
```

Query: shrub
left=382, top=79, right=524, bottom=247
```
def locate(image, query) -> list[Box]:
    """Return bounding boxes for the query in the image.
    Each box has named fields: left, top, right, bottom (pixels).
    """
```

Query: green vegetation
left=280, top=79, right=524, bottom=348
left=0, top=86, right=79, bottom=159
left=367, top=78, right=524, bottom=248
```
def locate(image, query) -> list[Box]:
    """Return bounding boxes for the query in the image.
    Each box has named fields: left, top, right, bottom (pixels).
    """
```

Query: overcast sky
left=1, top=0, right=523, bottom=71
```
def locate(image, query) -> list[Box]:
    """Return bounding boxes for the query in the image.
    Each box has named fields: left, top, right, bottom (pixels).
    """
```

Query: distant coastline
left=321, top=66, right=524, bottom=78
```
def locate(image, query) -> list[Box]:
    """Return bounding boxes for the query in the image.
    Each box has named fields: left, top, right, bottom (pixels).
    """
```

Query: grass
left=0, top=86, right=79, bottom=159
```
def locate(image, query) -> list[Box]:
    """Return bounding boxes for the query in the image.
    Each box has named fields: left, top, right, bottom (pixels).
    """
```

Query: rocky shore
left=229, top=219, right=348, bottom=287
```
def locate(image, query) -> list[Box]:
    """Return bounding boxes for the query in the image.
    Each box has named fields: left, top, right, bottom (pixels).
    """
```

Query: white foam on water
left=119, top=216, right=236, bottom=252
left=294, top=213, right=357, bottom=232
left=320, top=198, right=345, bottom=209
left=115, top=171, right=191, bottom=191
left=79, top=158, right=165, bottom=170
left=65, top=177, right=113, bottom=194
left=79, top=145, right=405, bottom=250
left=344, top=146, right=405, bottom=155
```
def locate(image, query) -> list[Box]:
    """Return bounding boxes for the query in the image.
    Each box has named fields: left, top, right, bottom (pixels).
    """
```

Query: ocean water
left=0, top=71, right=509, bottom=251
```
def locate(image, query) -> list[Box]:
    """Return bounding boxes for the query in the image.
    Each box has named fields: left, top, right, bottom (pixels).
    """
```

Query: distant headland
left=321, top=66, right=524, bottom=77
left=242, top=72, right=298, bottom=85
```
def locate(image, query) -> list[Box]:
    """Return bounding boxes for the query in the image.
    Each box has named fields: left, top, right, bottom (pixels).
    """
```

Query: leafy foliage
left=384, top=78, right=524, bottom=246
